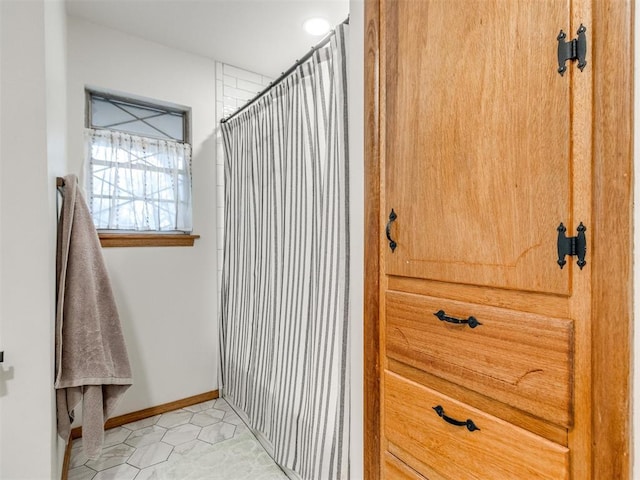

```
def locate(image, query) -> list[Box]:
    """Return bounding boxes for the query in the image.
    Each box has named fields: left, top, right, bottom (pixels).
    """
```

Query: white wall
left=348, top=1, right=365, bottom=478
left=67, top=17, right=219, bottom=415
left=44, top=2, right=70, bottom=476
left=0, top=0, right=67, bottom=478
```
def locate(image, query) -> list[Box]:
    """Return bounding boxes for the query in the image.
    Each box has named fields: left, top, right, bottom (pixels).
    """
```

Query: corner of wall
left=347, top=0, right=364, bottom=477
left=0, top=0, right=67, bottom=478
left=45, top=0, right=69, bottom=477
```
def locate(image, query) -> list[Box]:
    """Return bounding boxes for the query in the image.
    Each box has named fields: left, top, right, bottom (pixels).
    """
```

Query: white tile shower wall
left=215, top=62, right=272, bottom=286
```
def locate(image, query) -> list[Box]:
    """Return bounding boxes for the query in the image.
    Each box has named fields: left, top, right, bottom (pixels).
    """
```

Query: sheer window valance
left=85, top=128, right=193, bottom=232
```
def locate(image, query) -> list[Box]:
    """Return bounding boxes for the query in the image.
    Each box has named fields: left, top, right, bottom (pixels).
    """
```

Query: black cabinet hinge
left=557, top=24, right=587, bottom=76
left=557, top=222, right=587, bottom=270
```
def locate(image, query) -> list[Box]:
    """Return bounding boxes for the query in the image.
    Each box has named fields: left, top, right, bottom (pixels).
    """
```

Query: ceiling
left=65, top=0, right=350, bottom=79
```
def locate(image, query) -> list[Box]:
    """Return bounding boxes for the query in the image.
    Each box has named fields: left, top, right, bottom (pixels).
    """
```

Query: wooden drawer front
left=385, top=291, right=573, bottom=426
left=383, top=453, right=430, bottom=480
left=384, top=371, right=569, bottom=480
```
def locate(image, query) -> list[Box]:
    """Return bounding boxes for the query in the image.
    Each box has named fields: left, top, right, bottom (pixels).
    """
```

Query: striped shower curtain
left=220, top=24, right=349, bottom=480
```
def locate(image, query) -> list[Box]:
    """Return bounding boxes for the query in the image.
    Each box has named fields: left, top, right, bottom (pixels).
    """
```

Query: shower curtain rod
left=220, top=16, right=349, bottom=124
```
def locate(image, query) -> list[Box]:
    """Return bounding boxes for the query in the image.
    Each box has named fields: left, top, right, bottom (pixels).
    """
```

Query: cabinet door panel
left=384, top=0, right=573, bottom=295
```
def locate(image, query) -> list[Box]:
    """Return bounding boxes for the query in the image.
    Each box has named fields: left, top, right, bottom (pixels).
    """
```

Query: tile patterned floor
left=68, top=398, right=289, bottom=480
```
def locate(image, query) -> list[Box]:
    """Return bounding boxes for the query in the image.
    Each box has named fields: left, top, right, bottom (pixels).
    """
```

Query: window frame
left=85, top=89, right=191, bottom=144
left=84, top=89, right=198, bottom=247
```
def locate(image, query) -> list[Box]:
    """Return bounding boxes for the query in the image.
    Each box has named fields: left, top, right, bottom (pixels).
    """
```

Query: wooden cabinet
left=364, top=0, right=633, bottom=479
left=380, top=0, right=589, bottom=474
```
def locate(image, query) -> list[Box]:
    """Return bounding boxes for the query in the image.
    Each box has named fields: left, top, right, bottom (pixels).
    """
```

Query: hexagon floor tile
left=68, top=398, right=288, bottom=480
left=125, top=425, right=167, bottom=448
left=190, top=408, right=225, bottom=427
left=127, top=441, right=173, bottom=468
left=161, top=423, right=202, bottom=446
left=198, top=421, right=237, bottom=444
left=156, top=410, right=193, bottom=429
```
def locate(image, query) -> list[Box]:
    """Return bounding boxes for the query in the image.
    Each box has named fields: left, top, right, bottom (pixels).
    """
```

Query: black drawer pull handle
left=432, top=405, right=480, bottom=432
left=386, top=209, right=397, bottom=252
left=434, top=310, right=482, bottom=329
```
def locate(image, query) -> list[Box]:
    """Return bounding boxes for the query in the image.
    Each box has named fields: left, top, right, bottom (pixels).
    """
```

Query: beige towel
left=55, top=174, right=132, bottom=459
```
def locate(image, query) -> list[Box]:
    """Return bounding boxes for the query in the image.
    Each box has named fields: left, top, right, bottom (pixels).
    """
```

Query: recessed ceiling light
left=303, top=17, right=331, bottom=36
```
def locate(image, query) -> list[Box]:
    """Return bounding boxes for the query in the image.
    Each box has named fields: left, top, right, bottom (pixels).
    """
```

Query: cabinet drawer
left=384, top=371, right=569, bottom=480
left=385, top=291, right=573, bottom=426
left=383, top=453, right=431, bottom=480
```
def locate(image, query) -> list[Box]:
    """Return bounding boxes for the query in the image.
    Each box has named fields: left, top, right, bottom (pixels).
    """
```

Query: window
left=85, top=91, right=194, bottom=236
